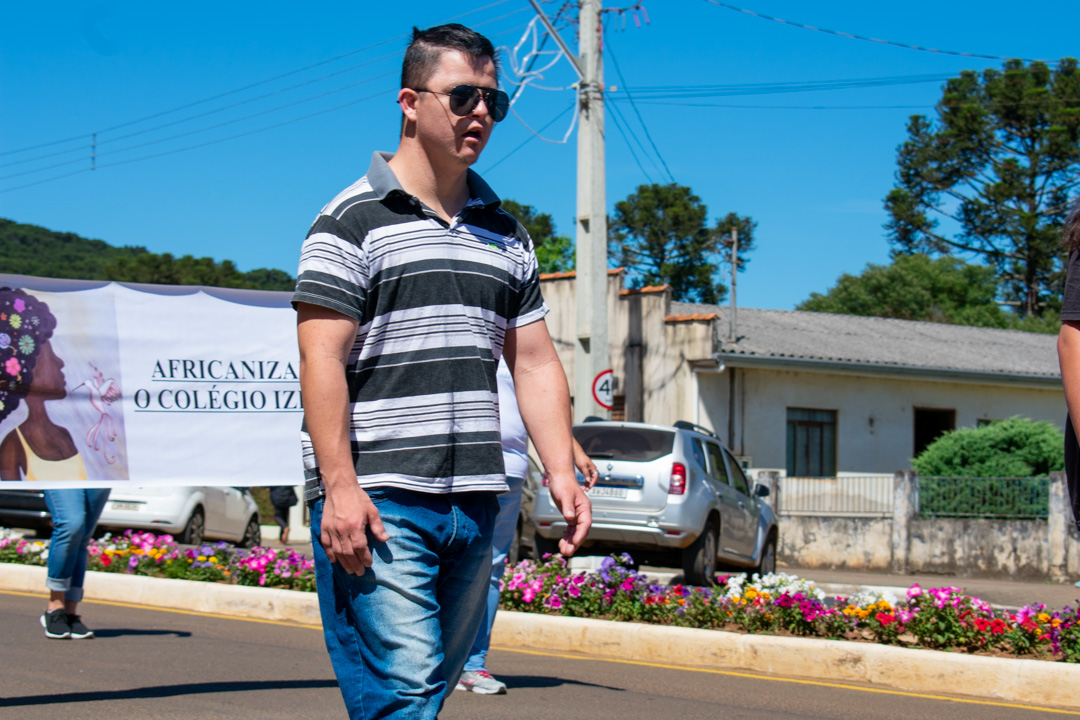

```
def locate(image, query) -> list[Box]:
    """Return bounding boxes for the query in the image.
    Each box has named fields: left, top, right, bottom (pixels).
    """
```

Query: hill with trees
left=0, top=218, right=295, bottom=291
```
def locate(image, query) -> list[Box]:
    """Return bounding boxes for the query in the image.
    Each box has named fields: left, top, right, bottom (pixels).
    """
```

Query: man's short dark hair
left=402, top=24, right=500, bottom=90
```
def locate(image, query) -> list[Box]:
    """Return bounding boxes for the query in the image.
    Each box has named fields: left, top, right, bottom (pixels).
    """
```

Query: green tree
left=884, top=59, right=1080, bottom=320
left=501, top=199, right=575, bottom=274
left=0, top=218, right=146, bottom=279
left=1, top=217, right=296, bottom=291
left=608, top=183, right=755, bottom=304
left=797, top=254, right=1009, bottom=327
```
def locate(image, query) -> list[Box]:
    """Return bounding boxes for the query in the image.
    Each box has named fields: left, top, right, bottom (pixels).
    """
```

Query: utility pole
left=574, top=0, right=609, bottom=422
left=728, top=227, right=738, bottom=343
left=528, top=0, right=609, bottom=422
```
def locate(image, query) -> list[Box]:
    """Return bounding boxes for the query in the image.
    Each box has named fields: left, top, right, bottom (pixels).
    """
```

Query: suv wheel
left=756, top=534, right=777, bottom=576
left=682, top=519, right=718, bottom=586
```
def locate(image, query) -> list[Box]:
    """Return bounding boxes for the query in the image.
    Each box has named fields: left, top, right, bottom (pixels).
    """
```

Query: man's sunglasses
left=413, top=85, right=510, bottom=123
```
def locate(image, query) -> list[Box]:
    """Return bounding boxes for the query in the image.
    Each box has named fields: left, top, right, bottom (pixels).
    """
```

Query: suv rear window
left=573, top=426, right=675, bottom=462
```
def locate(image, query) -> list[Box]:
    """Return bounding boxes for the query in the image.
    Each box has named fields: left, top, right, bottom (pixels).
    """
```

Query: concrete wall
left=775, top=472, right=1080, bottom=580
left=778, top=516, right=893, bottom=570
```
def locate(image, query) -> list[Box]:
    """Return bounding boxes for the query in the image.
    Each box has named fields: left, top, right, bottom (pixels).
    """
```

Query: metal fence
left=918, top=476, right=1050, bottom=519
left=776, top=475, right=893, bottom=517
left=774, top=474, right=1052, bottom=520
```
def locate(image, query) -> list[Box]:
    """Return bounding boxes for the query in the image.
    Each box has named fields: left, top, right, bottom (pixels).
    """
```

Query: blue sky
left=2, top=1, right=1076, bottom=310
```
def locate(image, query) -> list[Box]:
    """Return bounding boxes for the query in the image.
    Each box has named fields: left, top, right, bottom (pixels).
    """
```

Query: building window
left=914, top=408, right=956, bottom=457
left=786, top=408, right=837, bottom=477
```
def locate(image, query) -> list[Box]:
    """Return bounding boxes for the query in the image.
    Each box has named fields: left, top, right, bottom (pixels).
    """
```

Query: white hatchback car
left=96, top=486, right=261, bottom=547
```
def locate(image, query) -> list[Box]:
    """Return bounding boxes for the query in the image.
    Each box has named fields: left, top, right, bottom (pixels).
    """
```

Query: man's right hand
left=320, top=483, right=390, bottom=576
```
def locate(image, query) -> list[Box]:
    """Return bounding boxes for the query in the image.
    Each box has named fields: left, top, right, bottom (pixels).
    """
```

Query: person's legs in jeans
left=42, top=489, right=110, bottom=637
left=461, top=474, right=524, bottom=685
left=43, top=489, right=110, bottom=605
left=310, top=488, right=495, bottom=720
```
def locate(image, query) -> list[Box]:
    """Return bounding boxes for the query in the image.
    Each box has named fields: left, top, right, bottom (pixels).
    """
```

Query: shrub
left=912, top=416, right=1064, bottom=477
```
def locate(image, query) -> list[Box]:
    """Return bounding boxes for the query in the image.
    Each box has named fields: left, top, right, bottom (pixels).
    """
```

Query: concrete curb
left=1, top=563, right=321, bottom=626
left=4, top=563, right=1079, bottom=709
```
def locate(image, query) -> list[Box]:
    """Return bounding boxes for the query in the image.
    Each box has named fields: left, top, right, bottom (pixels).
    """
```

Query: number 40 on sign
left=592, top=369, right=614, bottom=410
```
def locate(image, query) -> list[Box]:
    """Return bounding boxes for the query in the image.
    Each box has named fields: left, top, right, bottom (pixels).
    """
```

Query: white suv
left=531, top=420, right=778, bottom=585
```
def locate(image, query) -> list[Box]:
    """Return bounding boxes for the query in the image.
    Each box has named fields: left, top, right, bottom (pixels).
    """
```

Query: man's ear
left=398, top=88, right=420, bottom=123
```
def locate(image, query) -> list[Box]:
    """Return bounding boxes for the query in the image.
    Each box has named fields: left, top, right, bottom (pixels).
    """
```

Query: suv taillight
left=668, top=462, right=687, bottom=495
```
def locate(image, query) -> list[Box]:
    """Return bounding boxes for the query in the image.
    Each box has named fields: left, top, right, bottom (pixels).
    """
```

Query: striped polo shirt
left=292, top=151, right=548, bottom=499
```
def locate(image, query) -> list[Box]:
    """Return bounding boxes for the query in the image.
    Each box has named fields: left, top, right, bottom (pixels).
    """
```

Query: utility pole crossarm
left=527, top=0, right=584, bottom=79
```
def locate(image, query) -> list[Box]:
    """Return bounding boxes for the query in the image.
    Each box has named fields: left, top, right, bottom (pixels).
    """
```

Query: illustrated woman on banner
left=0, top=288, right=88, bottom=482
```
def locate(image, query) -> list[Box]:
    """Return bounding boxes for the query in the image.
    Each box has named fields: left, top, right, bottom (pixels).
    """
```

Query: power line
left=702, top=1, right=1051, bottom=64
left=615, top=73, right=956, bottom=99
left=485, top=103, right=575, bottom=173
left=0, top=69, right=399, bottom=179
left=619, top=100, right=935, bottom=110
left=604, top=33, right=674, bottom=183
left=99, top=72, right=397, bottom=160
left=606, top=102, right=656, bottom=184
left=0, top=7, right=533, bottom=191
left=1, top=0, right=523, bottom=158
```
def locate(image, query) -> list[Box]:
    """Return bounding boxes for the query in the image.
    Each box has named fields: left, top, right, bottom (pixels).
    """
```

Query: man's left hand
left=547, top=473, right=592, bottom=556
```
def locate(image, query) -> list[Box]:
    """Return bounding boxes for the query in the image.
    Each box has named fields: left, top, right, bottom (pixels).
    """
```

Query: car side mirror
left=754, top=484, right=770, bottom=498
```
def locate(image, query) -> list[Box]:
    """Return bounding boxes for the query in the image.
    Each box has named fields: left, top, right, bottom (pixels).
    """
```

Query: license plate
left=589, top=486, right=628, bottom=499
left=110, top=502, right=141, bottom=512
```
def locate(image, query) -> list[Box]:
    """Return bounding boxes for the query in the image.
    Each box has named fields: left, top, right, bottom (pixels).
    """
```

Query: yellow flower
left=197, top=555, right=207, bottom=562
left=745, top=588, right=758, bottom=600
left=1038, top=613, right=1051, bottom=624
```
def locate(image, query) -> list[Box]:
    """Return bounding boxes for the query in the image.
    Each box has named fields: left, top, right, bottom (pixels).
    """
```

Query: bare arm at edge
left=1059, top=320, right=1080, bottom=440
left=296, top=303, right=388, bottom=576
left=504, top=319, right=591, bottom=555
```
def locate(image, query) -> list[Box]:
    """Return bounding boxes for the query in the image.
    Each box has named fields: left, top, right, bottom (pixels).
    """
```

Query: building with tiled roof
left=539, top=272, right=1064, bottom=476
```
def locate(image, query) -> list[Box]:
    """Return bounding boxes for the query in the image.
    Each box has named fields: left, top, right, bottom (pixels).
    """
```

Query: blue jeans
left=310, top=487, right=497, bottom=720
left=463, top=474, right=524, bottom=673
left=43, top=489, right=111, bottom=602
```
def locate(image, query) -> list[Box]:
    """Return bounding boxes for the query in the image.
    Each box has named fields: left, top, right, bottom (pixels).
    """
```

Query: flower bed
left=501, top=553, right=1080, bottom=662
left=0, top=527, right=315, bottom=592
left=4, top=527, right=1078, bottom=662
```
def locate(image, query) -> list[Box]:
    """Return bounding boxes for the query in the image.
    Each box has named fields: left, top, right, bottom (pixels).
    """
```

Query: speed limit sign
left=592, top=369, right=614, bottom=410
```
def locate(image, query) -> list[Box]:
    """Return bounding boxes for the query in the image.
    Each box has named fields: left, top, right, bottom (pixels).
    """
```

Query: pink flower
left=907, top=584, right=922, bottom=599
left=13, top=298, right=25, bottom=313
left=4, top=357, right=20, bottom=375
left=522, top=588, right=537, bottom=603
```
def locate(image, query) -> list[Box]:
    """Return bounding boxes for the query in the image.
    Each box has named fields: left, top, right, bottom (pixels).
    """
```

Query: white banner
left=0, top=274, right=302, bottom=488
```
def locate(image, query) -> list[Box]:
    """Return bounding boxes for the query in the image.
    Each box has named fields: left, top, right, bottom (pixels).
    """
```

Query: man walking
left=292, top=23, right=590, bottom=720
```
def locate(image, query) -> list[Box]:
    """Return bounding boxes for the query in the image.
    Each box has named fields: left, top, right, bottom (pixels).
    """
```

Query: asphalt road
left=2, top=590, right=1074, bottom=719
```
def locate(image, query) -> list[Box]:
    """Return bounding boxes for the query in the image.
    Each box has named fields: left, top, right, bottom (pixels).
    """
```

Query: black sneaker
left=66, top=614, right=94, bottom=639
left=40, top=609, right=71, bottom=639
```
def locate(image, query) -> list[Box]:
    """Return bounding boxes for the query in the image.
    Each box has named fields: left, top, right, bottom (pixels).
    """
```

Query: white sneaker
left=455, top=669, right=507, bottom=695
